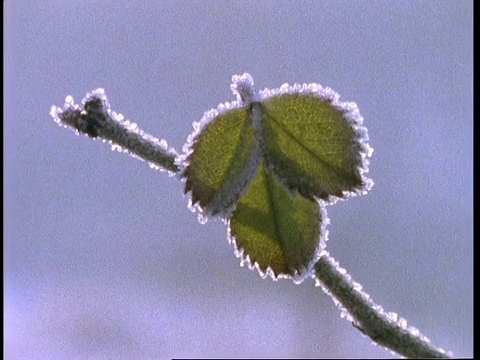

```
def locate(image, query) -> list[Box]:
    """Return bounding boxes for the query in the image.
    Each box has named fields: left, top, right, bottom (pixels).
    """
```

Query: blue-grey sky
left=5, top=1, right=472, bottom=358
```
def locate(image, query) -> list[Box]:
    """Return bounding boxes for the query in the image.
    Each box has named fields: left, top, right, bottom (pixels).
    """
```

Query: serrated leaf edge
left=227, top=197, right=331, bottom=285
left=258, top=82, right=374, bottom=205
left=178, top=100, right=263, bottom=222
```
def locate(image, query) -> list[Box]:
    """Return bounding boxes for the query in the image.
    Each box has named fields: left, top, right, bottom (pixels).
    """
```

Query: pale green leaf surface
left=230, top=164, right=323, bottom=281
left=259, top=94, right=365, bottom=200
left=183, top=108, right=258, bottom=215
left=183, top=75, right=370, bottom=280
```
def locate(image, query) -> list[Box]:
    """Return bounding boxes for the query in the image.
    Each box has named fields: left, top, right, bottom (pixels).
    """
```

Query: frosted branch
left=313, top=251, right=452, bottom=358
left=50, top=86, right=453, bottom=358
left=50, top=89, right=179, bottom=174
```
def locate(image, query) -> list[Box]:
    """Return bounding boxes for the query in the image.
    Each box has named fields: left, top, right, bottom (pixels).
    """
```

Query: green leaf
left=229, top=163, right=324, bottom=282
left=183, top=106, right=260, bottom=216
left=258, top=92, right=370, bottom=201
left=182, top=74, right=372, bottom=281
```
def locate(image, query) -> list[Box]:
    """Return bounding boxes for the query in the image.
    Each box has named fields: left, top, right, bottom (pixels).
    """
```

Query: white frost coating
left=387, top=312, right=399, bottom=323
left=398, top=316, right=408, bottom=329
left=65, top=95, right=75, bottom=107
left=83, top=87, right=108, bottom=105
left=50, top=94, right=81, bottom=130
left=51, top=89, right=179, bottom=175
left=230, top=73, right=258, bottom=106
left=258, top=80, right=374, bottom=204
left=353, top=281, right=363, bottom=292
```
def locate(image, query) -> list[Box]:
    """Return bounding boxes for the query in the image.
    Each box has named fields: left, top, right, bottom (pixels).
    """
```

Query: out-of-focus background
left=5, top=1, right=472, bottom=358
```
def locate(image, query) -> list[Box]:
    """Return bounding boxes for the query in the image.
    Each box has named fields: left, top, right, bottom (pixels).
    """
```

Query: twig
left=50, top=89, right=179, bottom=174
left=313, top=251, right=452, bottom=358
left=50, top=90, right=453, bottom=358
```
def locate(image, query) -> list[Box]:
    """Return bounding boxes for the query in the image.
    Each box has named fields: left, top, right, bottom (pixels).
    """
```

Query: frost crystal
left=230, top=73, right=257, bottom=105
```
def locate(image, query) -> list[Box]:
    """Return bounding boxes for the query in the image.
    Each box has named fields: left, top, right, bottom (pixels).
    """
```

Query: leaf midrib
left=262, top=106, right=354, bottom=181
left=263, top=167, right=288, bottom=272
left=219, top=112, right=254, bottom=184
